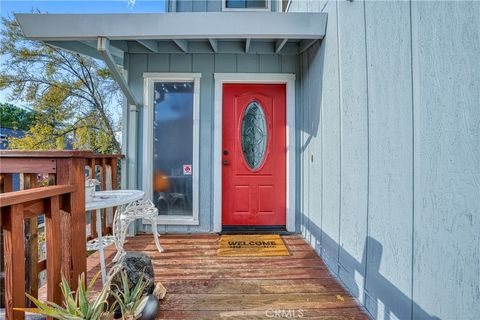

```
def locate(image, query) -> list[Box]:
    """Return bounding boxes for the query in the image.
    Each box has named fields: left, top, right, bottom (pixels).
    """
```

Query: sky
left=0, top=0, right=166, bottom=104
left=0, top=0, right=166, bottom=18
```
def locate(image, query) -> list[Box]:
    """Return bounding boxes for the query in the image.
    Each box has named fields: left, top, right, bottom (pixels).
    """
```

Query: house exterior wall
left=290, top=1, right=480, bottom=319
left=168, top=0, right=279, bottom=12
left=126, top=53, right=299, bottom=233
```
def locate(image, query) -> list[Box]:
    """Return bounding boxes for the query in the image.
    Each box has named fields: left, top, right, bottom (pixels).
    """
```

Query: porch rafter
left=275, top=38, right=289, bottom=54
left=245, top=38, right=251, bottom=53
left=136, top=40, right=159, bottom=53
left=208, top=38, right=218, bottom=53
left=172, top=39, right=189, bottom=53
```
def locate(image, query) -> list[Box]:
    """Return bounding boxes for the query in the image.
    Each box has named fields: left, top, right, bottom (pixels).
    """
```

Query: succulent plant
left=15, top=269, right=156, bottom=320
left=109, top=270, right=150, bottom=320
left=15, top=272, right=114, bottom=320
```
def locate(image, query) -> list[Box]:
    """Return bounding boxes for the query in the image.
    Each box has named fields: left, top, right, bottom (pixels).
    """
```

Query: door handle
left=223, top=160, right=229, bottom=165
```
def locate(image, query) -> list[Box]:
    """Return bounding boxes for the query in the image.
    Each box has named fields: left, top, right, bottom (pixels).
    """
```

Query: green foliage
left=0, top=103, right=35, bottom=130
left=110, top=271, right=150, bottom=320
left=16, top=270, right=152, bottom=320
left=15, top=272, right=114, bottom=320
left=0, top=16, right=122, bottom=153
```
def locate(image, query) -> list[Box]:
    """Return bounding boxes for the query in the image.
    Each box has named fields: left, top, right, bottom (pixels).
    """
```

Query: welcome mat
left=218, top=234, right=289, bottom=256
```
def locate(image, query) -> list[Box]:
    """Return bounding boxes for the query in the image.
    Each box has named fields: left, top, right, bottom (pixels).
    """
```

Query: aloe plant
left=15, top=270, right=153, bottom=320
left=109, top=271, right=150, bottom=320
left=16, top=272, right=114, bottom=320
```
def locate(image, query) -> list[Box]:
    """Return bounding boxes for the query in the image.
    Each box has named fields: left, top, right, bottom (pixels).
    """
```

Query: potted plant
left=16, top=272, right=114, bottom=319
left=15, top=270, right=159, bottom=320
left=109, top=271, right=159, bottom=320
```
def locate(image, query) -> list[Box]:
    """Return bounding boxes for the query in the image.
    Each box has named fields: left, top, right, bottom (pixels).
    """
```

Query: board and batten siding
left=290, top=0, right=480, bottom=319
left=126, top=53, right=298, bottom=234
left=171, top=0, right=279, bottom=12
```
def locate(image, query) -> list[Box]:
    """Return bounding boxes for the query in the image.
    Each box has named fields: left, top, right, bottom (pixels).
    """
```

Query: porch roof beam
left=15, top=12, right=327, bottom=41
left=45, top=40, right=123, bottom=65
left=79, top=40, right=124, bottom=60
left=97, top=37, right=139, bottom=106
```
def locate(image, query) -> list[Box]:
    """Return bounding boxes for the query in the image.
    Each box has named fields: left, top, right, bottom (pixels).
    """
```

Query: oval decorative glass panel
left=241, top=101, right=267, bottom=170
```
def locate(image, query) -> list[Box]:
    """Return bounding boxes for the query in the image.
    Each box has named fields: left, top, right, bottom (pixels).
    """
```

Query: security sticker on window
left=183, top=164, right=192, bottom=175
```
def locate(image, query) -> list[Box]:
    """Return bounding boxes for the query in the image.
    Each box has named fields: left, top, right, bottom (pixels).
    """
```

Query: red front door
left=222, top=84, right=286, bottom=226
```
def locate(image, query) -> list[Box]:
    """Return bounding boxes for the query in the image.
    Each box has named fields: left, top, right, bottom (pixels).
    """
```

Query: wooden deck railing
left=85, top=153, right=124, bottom=238
left=0, top=150, right=124, bottom=320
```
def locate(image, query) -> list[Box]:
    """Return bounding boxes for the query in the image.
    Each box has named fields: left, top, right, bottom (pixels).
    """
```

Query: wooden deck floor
left=87, top=234, right=368, bottom=319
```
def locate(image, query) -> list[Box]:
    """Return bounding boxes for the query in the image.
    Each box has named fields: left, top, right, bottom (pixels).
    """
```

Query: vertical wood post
left=44, top=195, right=62, bottom=305
left=101, top=158, right=108, bottom=235
left=89, top=158, right=98, bottom=238
left=56, top=158, right=86, bottom=290
left=3, top=204, right=25, bottom=320
left=0, top=173, right=13, bottom=309
left=111, top=158, right=118, bottom=190
left=89, top=159, right=97, bottom=239
left=26, top=174, right=39, bottom=302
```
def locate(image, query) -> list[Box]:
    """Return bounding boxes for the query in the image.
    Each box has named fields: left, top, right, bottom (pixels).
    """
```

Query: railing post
left=44, top=195, right=62, bottom=304
left=89, top=158, right=98, bottom=239
left=3, top=204, right=25, bottom=320
left=25, top=174, right=39, bottom=303
left=111, top=158, right=118, bottom=190
left=101, top=158, right=108, bottom=235
left=56, top=158, right=86, bottom=289
left=0, top=173, right=13, bottom=309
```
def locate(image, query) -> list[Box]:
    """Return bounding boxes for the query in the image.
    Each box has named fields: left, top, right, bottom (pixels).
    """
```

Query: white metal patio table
left=86, top=190, right=144, bottom=284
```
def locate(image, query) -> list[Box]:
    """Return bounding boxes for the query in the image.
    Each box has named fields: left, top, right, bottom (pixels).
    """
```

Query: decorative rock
left=109, top=252, right=155, bottom=295
left=153, top=282, right=167, bottom=300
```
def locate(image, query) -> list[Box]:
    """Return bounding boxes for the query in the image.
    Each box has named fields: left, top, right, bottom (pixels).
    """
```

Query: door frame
left=213, top=73, right=296, bottom=232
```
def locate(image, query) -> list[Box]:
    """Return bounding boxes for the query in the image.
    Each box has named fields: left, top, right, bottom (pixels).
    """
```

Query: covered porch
left=87, top=234, right=367, bottom=319
left=0, top=151, right=368, bottom=319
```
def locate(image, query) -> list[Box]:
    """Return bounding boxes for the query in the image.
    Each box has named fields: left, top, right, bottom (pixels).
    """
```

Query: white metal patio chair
left=112, top=198, right=164, bottom=262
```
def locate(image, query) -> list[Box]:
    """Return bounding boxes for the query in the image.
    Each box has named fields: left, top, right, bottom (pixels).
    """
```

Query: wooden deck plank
left=160, top=293, right=359, bottom=310
left=84, top=234, right=367, bottom=319
left=156, top=309, right=368, bottom=320
left=160, top=279, right=347, bottom=294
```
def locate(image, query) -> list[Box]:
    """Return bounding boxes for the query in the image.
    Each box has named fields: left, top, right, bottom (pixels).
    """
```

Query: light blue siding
left=128, top=52, right=298, bottom=234
left=290, top=0, right=480, bottom=319
left=171, top=0, right=278, bottom=12
left=337, top=0, right=369, bottom=300
left=318, top=0, right=340, bottom=274
left=364, top=1, right=413, bottom=319
left=411, top=1, right=480, bottom=318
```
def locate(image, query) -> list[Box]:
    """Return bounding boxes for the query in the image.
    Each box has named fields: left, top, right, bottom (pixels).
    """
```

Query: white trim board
left=142, top=72, right=201, bottom=225
left=213, top=73, right=296, bottom=232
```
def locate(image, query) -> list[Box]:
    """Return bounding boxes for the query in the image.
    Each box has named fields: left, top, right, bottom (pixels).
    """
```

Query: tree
left=0, top=103, right=35, bottom=130
left=0, top=16, right=122, bottom=153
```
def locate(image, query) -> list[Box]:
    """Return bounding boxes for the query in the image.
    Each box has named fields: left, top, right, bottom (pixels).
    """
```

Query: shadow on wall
left=302, top=215, right=440, bottom=320
left=299, top=40, right=323, bottom=153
